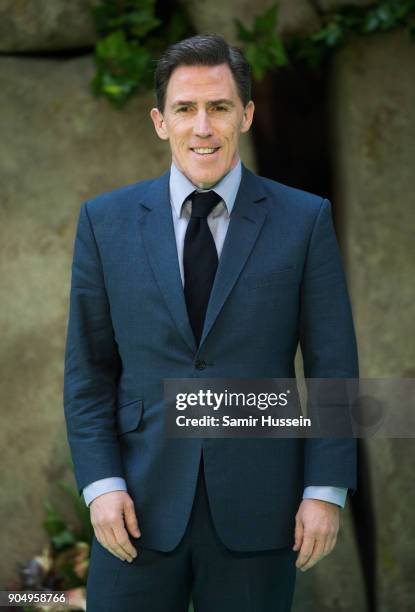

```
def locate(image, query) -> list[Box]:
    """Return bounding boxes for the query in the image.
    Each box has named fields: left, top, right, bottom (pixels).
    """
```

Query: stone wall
left=0, top=0, right=100, bottom=51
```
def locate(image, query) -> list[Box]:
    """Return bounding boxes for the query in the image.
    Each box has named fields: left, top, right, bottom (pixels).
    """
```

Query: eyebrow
left=171, top=99, right=235, bottom=109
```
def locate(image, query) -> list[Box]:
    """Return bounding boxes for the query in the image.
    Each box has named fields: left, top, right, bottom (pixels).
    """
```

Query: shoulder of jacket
left=83, top=176, right=158, bottom=217
left=255, top=173, right=326, bottom=213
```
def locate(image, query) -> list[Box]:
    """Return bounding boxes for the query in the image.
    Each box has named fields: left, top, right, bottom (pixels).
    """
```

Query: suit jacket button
left=195, top=359, right=207, bottom=370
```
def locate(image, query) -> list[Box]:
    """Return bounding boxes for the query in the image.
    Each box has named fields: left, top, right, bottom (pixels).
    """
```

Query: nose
left=193, top=109, right=212, bottom=138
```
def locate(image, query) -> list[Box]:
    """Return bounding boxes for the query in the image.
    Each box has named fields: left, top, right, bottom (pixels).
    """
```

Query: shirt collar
left=169, top=158, right=242, bottom=219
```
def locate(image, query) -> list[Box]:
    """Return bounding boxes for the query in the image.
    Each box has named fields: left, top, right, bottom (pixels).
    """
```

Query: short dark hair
left=154, top=33, right=251, bottom=112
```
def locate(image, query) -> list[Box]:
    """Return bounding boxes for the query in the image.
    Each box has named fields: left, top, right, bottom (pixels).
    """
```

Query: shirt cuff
left=303, top=486, right=348, bottom=508
left=83, top=477, right=127, bottom=507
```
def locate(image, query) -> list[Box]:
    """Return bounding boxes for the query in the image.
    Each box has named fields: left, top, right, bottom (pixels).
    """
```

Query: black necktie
left=183, top=190, right=222, bottom=345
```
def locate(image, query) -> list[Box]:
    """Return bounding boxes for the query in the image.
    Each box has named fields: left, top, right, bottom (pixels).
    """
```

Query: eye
left=213, top=105, right=228, bottom=112
left=177, top=107, right=189, bottom=113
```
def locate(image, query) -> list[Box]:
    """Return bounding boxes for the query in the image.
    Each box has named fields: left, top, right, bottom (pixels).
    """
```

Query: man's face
left=150, top=63, right=254, bottom=189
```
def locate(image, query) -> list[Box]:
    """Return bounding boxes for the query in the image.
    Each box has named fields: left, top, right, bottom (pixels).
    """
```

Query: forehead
left=165, top=63, right=240, bottom=105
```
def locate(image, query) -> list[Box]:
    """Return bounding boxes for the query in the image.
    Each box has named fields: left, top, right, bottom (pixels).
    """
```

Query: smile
left=191, top=147, right=220, bottom=155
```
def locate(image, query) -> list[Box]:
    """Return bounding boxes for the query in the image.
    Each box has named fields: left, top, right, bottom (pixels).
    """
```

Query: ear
left=240, top=100, right=255, bottom=133
left=150, top=107, right=169, bottom=141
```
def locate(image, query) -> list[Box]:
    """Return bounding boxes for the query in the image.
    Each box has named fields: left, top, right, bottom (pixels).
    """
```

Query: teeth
left=192, top=148, right=217, bottom=154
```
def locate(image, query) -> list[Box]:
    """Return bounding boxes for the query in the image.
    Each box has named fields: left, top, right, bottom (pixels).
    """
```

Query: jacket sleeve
left=299, top=198, right=358, bottom=493
left=63, top=201, right=124, bottom=495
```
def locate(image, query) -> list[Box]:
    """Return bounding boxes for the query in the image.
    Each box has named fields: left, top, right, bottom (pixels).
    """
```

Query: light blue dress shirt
left=83, top=158, right=347, bottom=509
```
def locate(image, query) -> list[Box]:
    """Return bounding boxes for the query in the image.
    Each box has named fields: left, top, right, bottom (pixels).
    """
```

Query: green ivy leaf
left=123, top=13, right=161, bottom=38
left=93, top=0, right=159, bottom=36
left=58, top=481, right=93, bottom=545
left=312, top=20, right=345, bottom=48
left=244, top=44, right=263, bottom=80
left=91, top=0, right=192, bottom=106
left=254, top=5, right=278, bottom=36
left=42, top=502, right=66, bottom=537
left=268, top=33, right=289, bottom=66
left=288, top=36, right=321, bottom=67
left=95, top=30, right=130, bottom=59
left=93, top=28, right=153, bottom=105
left=234, top=18, right=255, bottom=43
left=51, top=530, right=77, bottom=550
left=362, top=1, right=415, bottom=33
left=235, top=4, right=287, bottom=80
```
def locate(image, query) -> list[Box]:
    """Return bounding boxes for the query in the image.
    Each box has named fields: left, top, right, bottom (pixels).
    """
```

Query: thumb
left=293, top=516, right=304, bottom=551
left=123, top=498, right=141, bottom=538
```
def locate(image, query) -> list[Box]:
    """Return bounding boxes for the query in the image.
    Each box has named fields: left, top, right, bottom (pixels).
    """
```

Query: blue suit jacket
left=63, top=163, right=358, bottom=552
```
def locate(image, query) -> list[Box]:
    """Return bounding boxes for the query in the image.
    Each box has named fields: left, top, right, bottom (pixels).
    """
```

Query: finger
left=300, top=538, right=325, bottom=571
left=106, top=528, right=134, bottom=562
left=293, top=517, right=304, bottom=551
left=295, top=535, right=315, bottom=569
left=123, top=500, right=141, bottom=538
left=95, top=526, right=124, bottom=562
left=112, top=524, right=138, bottom=560
left=95, top=525, right=110, bottom=553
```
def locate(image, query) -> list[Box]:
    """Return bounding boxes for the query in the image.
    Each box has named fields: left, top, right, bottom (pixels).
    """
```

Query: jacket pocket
left=116, top=398, right=143, bottom=435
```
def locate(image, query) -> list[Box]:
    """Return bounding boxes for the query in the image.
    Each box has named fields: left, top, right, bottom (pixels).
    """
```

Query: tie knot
left=190, top=190, right=222, bottom=218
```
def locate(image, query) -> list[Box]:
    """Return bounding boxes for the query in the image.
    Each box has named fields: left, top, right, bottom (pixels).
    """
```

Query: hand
left=293, top=498, right=340, bottom=571
left=90, top=490, right=141, bottom=562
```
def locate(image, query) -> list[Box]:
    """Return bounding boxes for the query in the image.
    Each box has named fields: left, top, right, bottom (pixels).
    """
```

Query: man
left=64, top=34, right=358, bottom=611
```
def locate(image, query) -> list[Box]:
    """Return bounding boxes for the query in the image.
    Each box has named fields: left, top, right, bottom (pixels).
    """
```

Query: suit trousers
left=86, top=456, right=297, bottom=612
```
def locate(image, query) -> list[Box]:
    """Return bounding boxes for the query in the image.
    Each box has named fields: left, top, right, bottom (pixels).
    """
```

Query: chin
left=195, top=169, right=224, bottom=187
left=198, top=177, right=220, bottom=189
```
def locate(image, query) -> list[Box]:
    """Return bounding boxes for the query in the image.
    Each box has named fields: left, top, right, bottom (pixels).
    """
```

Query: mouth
left=190, top=146, right=221, bottom=157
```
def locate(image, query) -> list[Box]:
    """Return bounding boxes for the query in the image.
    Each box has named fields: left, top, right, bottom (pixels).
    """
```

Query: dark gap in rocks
left=251, top=58, right=333, bottom=203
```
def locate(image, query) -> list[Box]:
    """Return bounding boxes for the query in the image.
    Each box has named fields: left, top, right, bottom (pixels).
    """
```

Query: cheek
left=222, top=131, right=239, bottom=154
left=171, top=136, right=187, bottom=155
left=220, top=122, right=239, bottom=141
left=167, top=121, right=188, bottom=143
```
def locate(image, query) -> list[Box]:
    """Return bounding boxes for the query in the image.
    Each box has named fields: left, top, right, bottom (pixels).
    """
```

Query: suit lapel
left=138, top=170, right=197, bottom=354
left=198, top=164, right=267, bottom=350
left=137, top=164, right=268, bottom=355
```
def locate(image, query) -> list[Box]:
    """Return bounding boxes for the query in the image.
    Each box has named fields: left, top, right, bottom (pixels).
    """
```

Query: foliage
left=42, top=488, right=92, bottom=553
left=91, top=0, right=415, bottom=106
left=289, top=0, right=415, bottom=68
left=235, top=6, right=288, bottom=80
left=17, top=465, right=92, bottom=611
left=91, top=0, right=193, bottom=107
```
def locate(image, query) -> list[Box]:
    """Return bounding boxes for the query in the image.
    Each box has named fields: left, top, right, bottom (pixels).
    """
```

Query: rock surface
left=0, top=0, right=100, bottom=51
